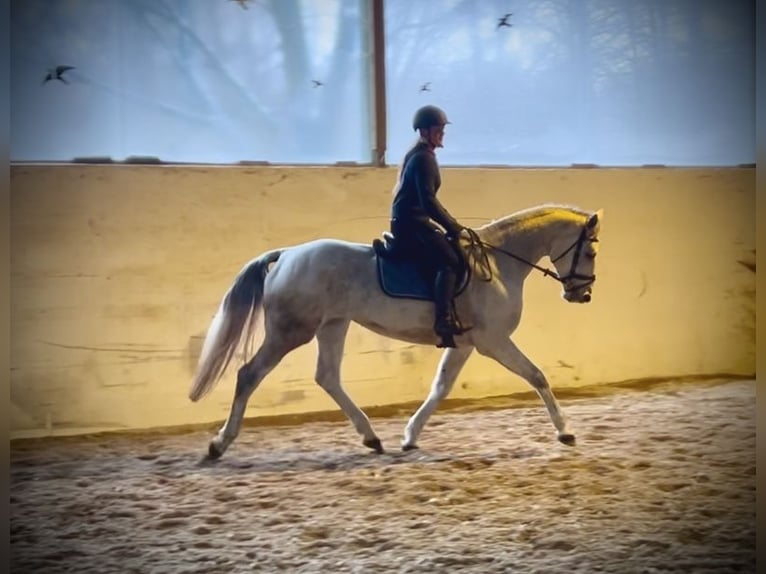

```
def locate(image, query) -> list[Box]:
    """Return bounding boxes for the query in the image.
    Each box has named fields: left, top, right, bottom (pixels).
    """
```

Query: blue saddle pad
left=376, top=256, right=434, bottom=301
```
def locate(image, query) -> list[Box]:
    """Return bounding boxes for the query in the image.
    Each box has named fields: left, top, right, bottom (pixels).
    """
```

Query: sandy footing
left=10, top=379, right=755, bottom=573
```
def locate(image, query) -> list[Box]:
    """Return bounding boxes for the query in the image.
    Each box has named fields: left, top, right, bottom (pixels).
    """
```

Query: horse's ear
left=587, top=209, right=604, bottom=229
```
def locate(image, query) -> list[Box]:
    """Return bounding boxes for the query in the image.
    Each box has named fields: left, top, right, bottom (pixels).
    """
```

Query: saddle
left=372, top=232, right=468, bottom=301
left=372, top=231, right=405, bottom=260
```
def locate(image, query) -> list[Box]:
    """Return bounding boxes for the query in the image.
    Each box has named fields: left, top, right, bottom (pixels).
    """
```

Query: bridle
left=462, top=224, right=598, bottom=294
left=547, top=225, right=598, bottom=293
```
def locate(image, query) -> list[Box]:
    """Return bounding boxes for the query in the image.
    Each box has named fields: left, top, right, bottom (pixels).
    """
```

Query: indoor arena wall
left=9, top=165, right=755, bottom=438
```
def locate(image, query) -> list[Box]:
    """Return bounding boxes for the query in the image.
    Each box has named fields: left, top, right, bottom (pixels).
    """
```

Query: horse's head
left=550, top=209, right=602, bottom=303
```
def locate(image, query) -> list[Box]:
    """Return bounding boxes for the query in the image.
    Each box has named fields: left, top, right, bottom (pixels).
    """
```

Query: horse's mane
left=479, top=203, right=589, bottom=240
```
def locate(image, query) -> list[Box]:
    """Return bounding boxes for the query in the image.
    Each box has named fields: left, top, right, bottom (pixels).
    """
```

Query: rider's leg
left=427, top=232, right=470, bottom=347
left=433, top=266, right=460, bottom=347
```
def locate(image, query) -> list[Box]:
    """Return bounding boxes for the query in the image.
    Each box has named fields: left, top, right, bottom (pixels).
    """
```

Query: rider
left=390, top=104, right=470, bottom=348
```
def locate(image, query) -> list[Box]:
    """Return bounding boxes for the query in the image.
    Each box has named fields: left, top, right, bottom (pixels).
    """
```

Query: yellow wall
left=10, top=165, right=755, bottom=439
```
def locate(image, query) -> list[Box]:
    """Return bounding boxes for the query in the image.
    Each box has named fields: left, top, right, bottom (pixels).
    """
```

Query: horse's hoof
left=207, top=441, right=224, bottom=460
left=363, top=437, right=384, bottom=454
left=558, top=433, right=576, bottom=446
left=401, top=443, right=419, bottom=452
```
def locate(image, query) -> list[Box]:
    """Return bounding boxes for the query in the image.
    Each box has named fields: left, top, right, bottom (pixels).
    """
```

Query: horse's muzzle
left=563, top=287, right=592, bottom=303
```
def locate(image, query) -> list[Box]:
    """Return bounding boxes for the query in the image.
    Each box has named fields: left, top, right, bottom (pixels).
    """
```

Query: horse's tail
left=188, top=249, right=283, bottom=402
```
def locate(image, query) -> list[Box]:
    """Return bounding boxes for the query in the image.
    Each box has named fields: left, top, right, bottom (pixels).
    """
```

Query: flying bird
left=311, top=79, right=324, bottom=88
left=229, top=0, right=251, bottom=9
left=497, top=13, right=513, bottom=28
left=43, top=65, right=75, bottom=84
left=419, top=82, right=431, bottom=92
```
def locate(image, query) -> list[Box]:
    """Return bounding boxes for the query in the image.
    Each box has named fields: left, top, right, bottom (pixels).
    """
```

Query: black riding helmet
left=412, top=105, right=450, bottom=131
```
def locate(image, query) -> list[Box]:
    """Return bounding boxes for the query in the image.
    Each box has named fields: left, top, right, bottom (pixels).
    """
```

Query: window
left=11, top=0, right=370, bottom=163
left=12, top=0, right=754, bottom=166
left=384, top=0, right=754, bottom=166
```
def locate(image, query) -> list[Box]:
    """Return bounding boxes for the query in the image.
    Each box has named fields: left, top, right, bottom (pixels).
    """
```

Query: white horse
left=189, top=203, right=603, bottom=458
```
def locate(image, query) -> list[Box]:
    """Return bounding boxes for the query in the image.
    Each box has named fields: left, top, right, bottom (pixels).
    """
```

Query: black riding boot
left=433, top=269, right=471, bottom=348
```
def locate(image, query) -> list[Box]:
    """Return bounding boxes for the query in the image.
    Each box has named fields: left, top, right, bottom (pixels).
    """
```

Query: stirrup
left=437, top=319, right=473, bottom=335
left=436, top=333, right=457, bottom=348
left=453, top=318, right=473, bottom=335
left=434, top=319, right=472, bottom=348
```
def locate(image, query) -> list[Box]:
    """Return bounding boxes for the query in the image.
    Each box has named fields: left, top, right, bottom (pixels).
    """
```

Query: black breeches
left=391, top=219, right=462, bottom=275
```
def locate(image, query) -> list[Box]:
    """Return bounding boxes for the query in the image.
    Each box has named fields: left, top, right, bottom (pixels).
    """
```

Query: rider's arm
left=411, top=153, right=462, bottom=237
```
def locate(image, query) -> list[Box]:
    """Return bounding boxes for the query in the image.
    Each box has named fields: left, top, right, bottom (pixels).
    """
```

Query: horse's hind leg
left=208, top=319, right=315, bottom=459
left=402, top=346, right=473, bottom=450
left=476, top=336, right=575, bottom=445
left=314, top=319, right=383, bottom=454
left=207, top=341, right=285, bottom=459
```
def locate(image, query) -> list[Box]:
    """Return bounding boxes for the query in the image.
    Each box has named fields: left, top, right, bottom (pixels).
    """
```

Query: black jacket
left=391, top=142, right=461, bottom=237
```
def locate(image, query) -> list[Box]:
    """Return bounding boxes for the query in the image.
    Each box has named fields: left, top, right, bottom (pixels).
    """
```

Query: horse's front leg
left=475, top=335, right=575, bottom=445
left=402, top=346, right=473, bottom=450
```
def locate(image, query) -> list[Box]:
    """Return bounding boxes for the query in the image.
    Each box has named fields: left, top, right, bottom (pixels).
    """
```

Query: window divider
left=369, top=0, right=387, bottom=167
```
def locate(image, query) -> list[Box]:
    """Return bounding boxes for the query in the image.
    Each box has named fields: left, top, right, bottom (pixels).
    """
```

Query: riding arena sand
left=10, top=378, right=755, bottom=573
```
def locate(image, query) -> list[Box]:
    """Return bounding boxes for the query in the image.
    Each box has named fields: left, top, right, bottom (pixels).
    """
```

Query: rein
left=461, top=225, right=597, bottom=292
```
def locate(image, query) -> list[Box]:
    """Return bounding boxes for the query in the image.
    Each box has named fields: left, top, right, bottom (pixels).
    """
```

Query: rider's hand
left=447, top=226, right=468, bottom=243
left=454, top=226, right=470, bottom=240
